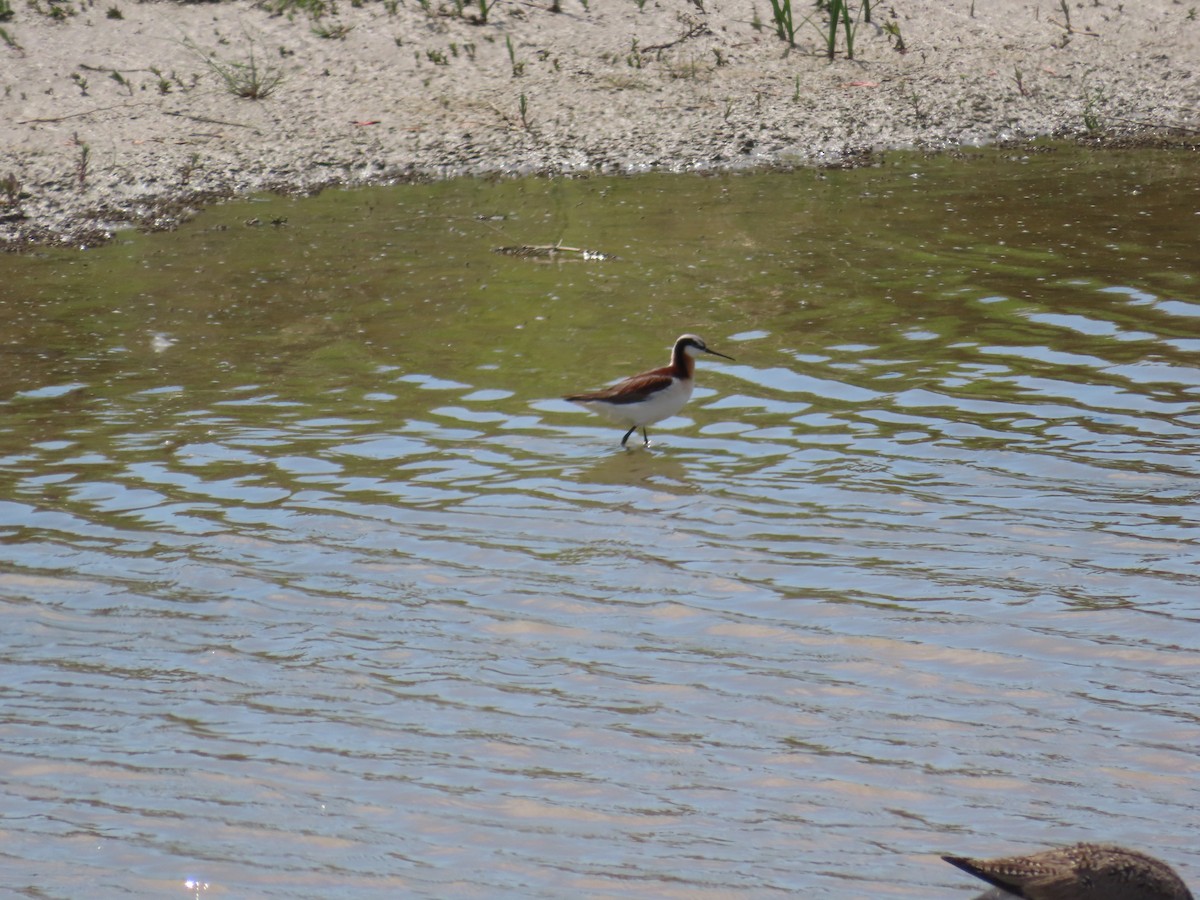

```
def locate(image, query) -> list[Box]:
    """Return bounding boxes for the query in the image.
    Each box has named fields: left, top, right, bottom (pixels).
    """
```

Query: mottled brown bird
left=942, top=842, right=1193, bottom=900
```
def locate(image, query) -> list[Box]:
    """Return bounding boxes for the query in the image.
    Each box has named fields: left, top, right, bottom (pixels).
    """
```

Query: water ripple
left=1, top=151, right=1198, bottom=897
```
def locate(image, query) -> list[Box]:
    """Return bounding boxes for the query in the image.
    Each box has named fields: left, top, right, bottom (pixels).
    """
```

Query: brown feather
left=943, top=844, right=1194, bottom=900
left=564, top=367, right=676, bottom=405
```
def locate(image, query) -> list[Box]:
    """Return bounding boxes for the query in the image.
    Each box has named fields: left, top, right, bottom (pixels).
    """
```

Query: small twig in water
left=494, top=242, right=613, bottom=260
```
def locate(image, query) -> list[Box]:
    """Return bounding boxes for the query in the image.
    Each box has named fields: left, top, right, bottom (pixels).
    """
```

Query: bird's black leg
left=641, top=427, right=650, bottom=446
left=621, top=425, right=637, bottom=448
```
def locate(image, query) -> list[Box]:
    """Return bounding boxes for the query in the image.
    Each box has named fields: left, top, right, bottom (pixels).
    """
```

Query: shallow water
left=1, top=146, right=1198, bottom=898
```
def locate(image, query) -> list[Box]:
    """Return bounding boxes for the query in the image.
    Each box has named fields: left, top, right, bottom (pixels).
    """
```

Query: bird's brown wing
left=945, top=845, right=1194, bottom=900
left=565, top=367, right=674, bottom=405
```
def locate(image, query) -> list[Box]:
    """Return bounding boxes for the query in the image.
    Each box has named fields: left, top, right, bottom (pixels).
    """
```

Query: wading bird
left=942, top=842, right=1194, bottom=900
left=564, top=333, right=733, bottom=448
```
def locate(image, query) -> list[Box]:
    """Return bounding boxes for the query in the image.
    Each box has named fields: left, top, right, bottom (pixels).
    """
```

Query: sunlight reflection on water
left=1, top=147, right=1198, bottom=898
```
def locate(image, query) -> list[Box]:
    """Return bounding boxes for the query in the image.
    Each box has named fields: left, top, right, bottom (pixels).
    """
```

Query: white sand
left=1, top=0, right=1197, bottom=248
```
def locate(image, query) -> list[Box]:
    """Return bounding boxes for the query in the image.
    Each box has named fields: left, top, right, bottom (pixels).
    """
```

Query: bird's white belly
left=585, top=378, right=694, bottom=427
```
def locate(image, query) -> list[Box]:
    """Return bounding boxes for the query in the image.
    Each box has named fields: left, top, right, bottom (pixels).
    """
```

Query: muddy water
left=1, top=147, right=1198, bottom=898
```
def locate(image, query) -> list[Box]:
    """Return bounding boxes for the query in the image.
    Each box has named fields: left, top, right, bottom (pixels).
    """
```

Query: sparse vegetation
left=623, top=38, right=644, bottom=68
left=766, top=0, right=871, bottom=57
left=311, top=18, right=351, bottom=37
left=1, top=172, right=22, bottom=207
left=817, top=0, right=870, bottom=59
left=883, top=18, right=904, bottom=52
left=1082, top=86, right=1106, bottom=131
left=149, top=65, right=173, bottom=93
left=670, top=54, right=696, bottom=79
left=185, top=35, right=286, bottom=99
left=1013, top=66, right=1030, bottom=97
left=72, top=132, right=90, bottom=189
left=177, top=152, right=202, bottom=186
left=473, top=0, right=497, bottom=24
left=505, top=34, right=524, bottom=76
left=1058, top=0, right=1072, bottom=33
left=0, top=0, right=1187, bottom=253
left=28, top=0, right=77, bottom=20
left=109, top=68, right=132, bottom=94
left=258, top=0, right=332, bottom=19
left=766, top=0, right=796, bottom=46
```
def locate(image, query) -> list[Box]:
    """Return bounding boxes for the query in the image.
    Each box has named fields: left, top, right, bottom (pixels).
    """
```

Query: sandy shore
left=1, top=0, right=1197, bottom=249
